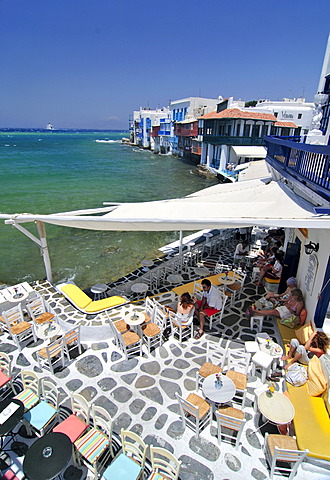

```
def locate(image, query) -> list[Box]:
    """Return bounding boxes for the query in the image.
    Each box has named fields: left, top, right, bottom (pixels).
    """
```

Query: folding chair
left=103, top=429, right=147, bottom=480
left=215, top=406, right=246, bottom=450
left=148, top=445, right=181, bottom=480
left=264, top=432, right=309, bottom=480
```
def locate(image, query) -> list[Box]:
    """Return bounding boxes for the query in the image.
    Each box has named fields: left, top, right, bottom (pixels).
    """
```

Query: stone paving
left=1, top=247, right=330, bottom=479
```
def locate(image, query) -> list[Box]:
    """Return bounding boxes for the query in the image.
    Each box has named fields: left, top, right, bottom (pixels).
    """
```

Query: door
left=279, top=240, right=301, bottom=293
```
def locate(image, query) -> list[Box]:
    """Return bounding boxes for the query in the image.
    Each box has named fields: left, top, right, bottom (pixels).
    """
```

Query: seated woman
left=251, top=288, right=304, bottom=328
left=264, top=277, right=297, bottom=304
left=282, top=331, right=329, bottom=370
left=176, top=292, right=195, bottom=324
left=255, top=252, right=283, bottom=287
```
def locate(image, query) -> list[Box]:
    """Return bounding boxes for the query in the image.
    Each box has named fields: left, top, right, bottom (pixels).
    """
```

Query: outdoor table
left=202, top=373, right=236, bottom=405
left=122, top=305, right=146, bottom=331
left=141, top=259, right=154, bottom=267
left=193, top=267, right=210, bottom=277
left=23, top=432, right=72, bottom=480
left=0, top=398, right=24, bottom=451
left=217, top=273, right=235, bottom=286
left=167, top=274, right=184, bottom=284
left=35, top=322, right=61, bottom=342
left=130, top=283, right=149, bottom=294
left=90, top=283, right=108, bottom=300
left=257, top=391, right=295, bottom=429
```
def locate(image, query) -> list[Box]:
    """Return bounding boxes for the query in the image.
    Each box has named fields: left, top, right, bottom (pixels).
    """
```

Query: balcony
left=203, top=135, right=265, bottom=146
left=264, top=136, right=330, bottom=202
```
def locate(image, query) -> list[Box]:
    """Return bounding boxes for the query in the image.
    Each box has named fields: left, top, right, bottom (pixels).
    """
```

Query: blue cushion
left=103, top=453, right=141, bottom=480
left=24, top=400, right=57, bottom=432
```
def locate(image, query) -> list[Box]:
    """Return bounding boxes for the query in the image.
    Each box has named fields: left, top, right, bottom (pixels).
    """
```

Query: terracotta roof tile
left=274, top=121, right=297, bottom=128
left=199, top=108, right=277, bottom=122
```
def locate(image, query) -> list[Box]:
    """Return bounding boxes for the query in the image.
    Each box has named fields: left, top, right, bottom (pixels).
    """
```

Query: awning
left=1, top=178, right=330, bottom=231
left=231, top=146, right=267, bottom=158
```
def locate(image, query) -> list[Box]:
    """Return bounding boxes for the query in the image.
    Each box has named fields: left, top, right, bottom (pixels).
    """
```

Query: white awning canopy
left=231, top=146, right=267, bottom=158
left=1, top=178, right=329, bottom=231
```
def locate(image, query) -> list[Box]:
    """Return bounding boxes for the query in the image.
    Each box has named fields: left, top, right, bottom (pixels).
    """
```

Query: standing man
left=194, top=279, right=223, bottom=339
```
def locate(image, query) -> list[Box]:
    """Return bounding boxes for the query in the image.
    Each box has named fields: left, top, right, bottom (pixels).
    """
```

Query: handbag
left=285, top=363, right=308, bottom=386
left=280, top=315, right=300, bottom=329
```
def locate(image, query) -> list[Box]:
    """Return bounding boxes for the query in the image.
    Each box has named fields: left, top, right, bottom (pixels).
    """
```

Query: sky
left=0, top=0, right=329, bottom=130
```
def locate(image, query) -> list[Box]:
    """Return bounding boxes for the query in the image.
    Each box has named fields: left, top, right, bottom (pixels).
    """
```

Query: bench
left=277, top=318, right=330, bottom=463
left=56, top=283, right=128, bottom=314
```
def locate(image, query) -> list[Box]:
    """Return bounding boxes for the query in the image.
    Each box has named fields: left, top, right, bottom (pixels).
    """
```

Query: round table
left=217, top=273, right=235, bottom=286
left=35, top=322, right=61, bottom=342
left=258, top=391, right=295, bottom=426
left=202, top=373, right=236, bottom=404
left=90, top=283, right=108, bottom=300
left=194, top=267, right=210, bottom=277
left=141, top=259, right=154, bottom=267
left=130, top=283, right=149, bottom=294
left=6, top=288, right=29, bottom=303
left=203, top=232, right=213, bottom=239
left=260, top=341, right=283, bottom=359
left=123, top=305, right=146, bottom=327
left=167, top=274, right=184, bottom=284
left=23, top=432, right=72, bottom=480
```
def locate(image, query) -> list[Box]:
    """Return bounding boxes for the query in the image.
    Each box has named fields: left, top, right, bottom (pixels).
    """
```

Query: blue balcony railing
left=203, top=135, right=265, bottom=146
left=264, top=136, right=330, bottom=202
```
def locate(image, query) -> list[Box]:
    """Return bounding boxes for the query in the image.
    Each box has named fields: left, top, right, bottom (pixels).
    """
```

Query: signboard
left=305, top=253, right=318, bottom=295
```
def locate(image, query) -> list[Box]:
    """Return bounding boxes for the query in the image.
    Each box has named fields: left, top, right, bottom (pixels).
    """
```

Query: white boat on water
left=46, top=123, right=54, bottom=130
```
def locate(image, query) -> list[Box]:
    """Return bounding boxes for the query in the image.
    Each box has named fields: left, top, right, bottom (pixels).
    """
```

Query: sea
left=0, top=130, right=218, bottom=289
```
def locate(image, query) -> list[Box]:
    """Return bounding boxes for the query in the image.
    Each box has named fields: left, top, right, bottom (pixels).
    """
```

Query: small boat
left=46, top=123, right=54, bottom=130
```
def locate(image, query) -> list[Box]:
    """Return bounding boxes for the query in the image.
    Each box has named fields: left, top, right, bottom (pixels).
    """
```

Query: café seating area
left=0, top=227, right=329, bottom=479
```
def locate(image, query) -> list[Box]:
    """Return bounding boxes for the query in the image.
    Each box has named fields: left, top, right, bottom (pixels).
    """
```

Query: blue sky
left=1, top=0, right=329, bottom=130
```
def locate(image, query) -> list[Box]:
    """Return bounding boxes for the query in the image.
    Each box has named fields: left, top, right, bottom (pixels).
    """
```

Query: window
left=298, top=113, right=302, bottom=119
left=274, top=112, right=278, bottom=118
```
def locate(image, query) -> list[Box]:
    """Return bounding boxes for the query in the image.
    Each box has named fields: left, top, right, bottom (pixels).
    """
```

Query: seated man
left=234, top=240, right=249, bottom=268
left=194, top=279, right=223, bottom=339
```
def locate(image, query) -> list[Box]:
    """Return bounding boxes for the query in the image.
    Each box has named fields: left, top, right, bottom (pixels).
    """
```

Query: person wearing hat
left=264, top=277, right=297, bottom=305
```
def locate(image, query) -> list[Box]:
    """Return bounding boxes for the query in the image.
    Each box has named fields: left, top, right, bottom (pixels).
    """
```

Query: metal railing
left=264, top=136, right=330, bottom=201
left=203, top=135, right=265, bottom=146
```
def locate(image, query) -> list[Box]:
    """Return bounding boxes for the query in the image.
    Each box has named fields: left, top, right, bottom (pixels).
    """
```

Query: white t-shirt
left=203, top=285, right=223, bottom=311
left=234, top=243, right=249, bottom=257
left=273, top=260, right=283, bottom=277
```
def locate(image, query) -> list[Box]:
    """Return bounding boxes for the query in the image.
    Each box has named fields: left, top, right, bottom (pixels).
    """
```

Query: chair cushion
left=61, top=284, right=92, bottom=310
left=53, top=414, right=88, bottom=443
left=1, top=469, right=20, bottom=480
left=199, top=362, right=222, bottom=378
left=0, top=370, right=11, bottom=388
left=24, top=400, right=57, bottom=431
left=85, top=296, right=127, bottom=313
left=264, top=277, right=280, bottom=284
left=75, top=428, right=109, bottom=464
left=14, top=388, right=39, bottom=410
left=267, top=434, right=298, bottom=457
left=103, top=453, right=141, bottom=480
left=306, top=356, right=327, bottom=396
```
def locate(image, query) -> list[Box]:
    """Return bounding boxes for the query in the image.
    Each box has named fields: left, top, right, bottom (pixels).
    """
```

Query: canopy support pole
left=8, top=220, right=53, bottom=283
left=179, top=230, right=183, bottom=268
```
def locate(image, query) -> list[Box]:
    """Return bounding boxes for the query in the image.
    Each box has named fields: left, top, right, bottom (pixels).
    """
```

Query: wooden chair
left=142, top=306, right=167, bottom=353
left=144, top=296, right=156, bottom=323
left=215, top=406, right=246, bottom=450
left=108, top=317, right=142, bottom=360
left=208, top=291, right=227, bottom=329
left=14, top=370, right=40, bottom=412
left=223, top=349, right=251, bottom=408
left=23, top=378, right=59, bottom=437
left=168, top=310, right=194, bottom=344
left=176, top=392, right=211, bottom=439
left=103, top=429, right=147, bottom=480
left=36, top=337, right=65, bottom=374
left=26, top=295, right=56, bottom=326
left=195, top=340, right=229, bottom=391
left=3, top=305, right=36, bottom=351
left=224, top=272, right=247, bottom=307
left=148, top=445, right=181, bottom=480
left=264, top=433, right=309, bottom=480
left=63, top=325, right=82, bottom=359
left=0, top=352, right=15, bottom=399
left=74, top=404, right=114, bottom=480
left=53, top=393, right=89, bottom=443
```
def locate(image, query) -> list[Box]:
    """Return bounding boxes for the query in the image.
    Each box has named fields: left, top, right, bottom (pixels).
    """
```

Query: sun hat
left=287, top=277, right=297, bottom=286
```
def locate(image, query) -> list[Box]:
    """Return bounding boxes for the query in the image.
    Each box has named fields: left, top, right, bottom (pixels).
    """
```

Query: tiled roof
left=199, top=108, right=277, bottom=121
left=274, top=121, right=297, bottom=128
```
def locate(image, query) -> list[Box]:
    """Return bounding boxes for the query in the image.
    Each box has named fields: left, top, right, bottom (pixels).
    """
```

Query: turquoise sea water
left=0, top=131, right=217, bottom=288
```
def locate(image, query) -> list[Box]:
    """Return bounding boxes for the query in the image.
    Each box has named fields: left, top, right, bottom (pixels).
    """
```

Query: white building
left=131, top=107, right=170, bottom=149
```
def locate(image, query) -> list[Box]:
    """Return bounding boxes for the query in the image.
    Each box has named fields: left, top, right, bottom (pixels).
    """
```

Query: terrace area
left=0, top=230, right=329, bottom=480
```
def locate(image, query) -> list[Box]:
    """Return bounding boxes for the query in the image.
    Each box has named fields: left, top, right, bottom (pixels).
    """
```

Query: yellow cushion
left=85, top=296, right=127, bottom=313
left=307, top=356, right=328, bottom=396
left=264, top=277, right=280, bottom=284
left=322, top=388, right=330, bottom=416
left=295, top=322, right=313, bottom=344
left=61, top=284, right=92, bottom=309
left=287, top=382, right=330, bottom=461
